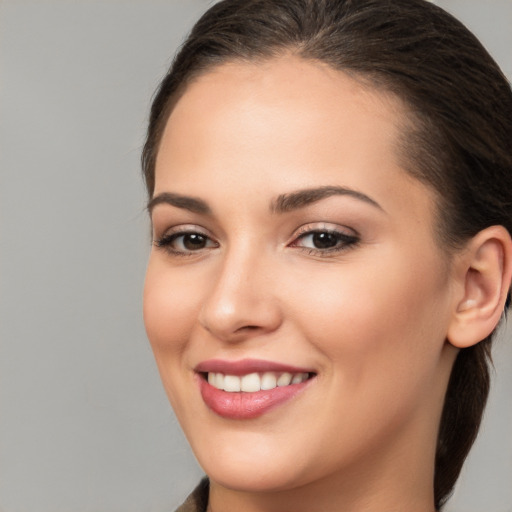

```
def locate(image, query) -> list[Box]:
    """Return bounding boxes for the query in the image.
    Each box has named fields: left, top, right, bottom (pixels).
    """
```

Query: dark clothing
left=175, top=479, right=209, bottom=512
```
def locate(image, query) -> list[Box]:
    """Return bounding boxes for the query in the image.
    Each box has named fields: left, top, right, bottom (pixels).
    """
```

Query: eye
left=291, top=227, right=359, bottom=254
left=155, top=229, right=218, bottom=255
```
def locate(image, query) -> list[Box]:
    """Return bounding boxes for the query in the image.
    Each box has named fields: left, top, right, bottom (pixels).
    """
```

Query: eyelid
left=154, top=223, right=211, bottom=239
left=293, top=222, right=358, bottom=237
left=153, top=224, right=219, bottom=256
left=288, top=222, right=360, bottom=255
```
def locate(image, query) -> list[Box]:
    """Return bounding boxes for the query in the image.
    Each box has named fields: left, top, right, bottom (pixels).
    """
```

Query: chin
left=190, top=430, right=313, bottom=492
left=203, top=460, right=307, bottom=493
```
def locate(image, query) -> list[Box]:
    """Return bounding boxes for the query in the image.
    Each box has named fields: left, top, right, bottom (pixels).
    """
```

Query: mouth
left=195, top=359, right=316, bottom=419
left=203, top=370, right=312, bottom=392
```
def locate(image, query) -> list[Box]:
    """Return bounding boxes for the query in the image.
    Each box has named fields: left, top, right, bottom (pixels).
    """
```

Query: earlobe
left=447, top=226, right=512, bottom=348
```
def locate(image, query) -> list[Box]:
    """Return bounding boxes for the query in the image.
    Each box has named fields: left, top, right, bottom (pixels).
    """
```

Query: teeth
left=207, top=371, right=309, bottom=392
left=261, top=372, right=277, bottom=390
left=277, top=372, right=292, bottom=386
left=223, top=375, right=241, bottom=392
left=214, top=372, right=224, bottom=390
left=291, top=373, right=304, bottom=384
left=241, top=373, right=260, bottom=392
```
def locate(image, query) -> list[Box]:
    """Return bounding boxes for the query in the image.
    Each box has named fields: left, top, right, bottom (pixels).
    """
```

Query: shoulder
left=174, top=478, right=209, bottom=512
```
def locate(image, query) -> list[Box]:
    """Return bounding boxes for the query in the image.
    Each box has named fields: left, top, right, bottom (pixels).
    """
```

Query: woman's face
left=144, top=56, right=458, bottom=495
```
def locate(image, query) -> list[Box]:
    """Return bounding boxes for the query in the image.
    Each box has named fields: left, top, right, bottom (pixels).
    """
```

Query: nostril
left=199, top=292, right=283, bottom=341
left=234, top=325, right=260, bottom=333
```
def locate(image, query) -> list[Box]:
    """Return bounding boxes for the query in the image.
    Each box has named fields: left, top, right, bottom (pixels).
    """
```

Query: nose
left=198, top=247, right=283, bottom=343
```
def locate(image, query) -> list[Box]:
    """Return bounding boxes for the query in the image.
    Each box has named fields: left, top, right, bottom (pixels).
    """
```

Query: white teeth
left=240, top=373, right=261, bottom=392
left=214, top=372, right=224, bottom=390
left=207, top=371, right=310, bottom=392
left=277, top=372, right=292, bottom=387
left=223, top=375, right=241, bottom=392
left=292, top=373, right=304, bottom=384
left=261, top=372, right=277, bottom=390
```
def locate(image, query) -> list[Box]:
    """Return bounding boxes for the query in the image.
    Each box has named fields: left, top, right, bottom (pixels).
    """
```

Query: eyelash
left=154, top=228, right=218, bottom=256
left=154, top=225, right=359, bottom=257
left=290, top=225, right=359, bottom=256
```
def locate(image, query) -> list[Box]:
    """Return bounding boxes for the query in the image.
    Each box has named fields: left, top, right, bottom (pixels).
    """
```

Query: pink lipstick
left=195, top=358, right=315, bottom=419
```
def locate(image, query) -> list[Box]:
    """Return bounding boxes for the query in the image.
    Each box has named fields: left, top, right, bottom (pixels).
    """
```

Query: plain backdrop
left=0, top=1, right=511, bottom=511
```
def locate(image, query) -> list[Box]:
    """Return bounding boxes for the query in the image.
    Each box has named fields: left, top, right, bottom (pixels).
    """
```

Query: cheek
left=291, top=252, right=451, bottom=386
left=285, top=259, right=452, bottom=460
left=143, top=260, right=208, bottom=422
left=143, top=260, right=200, bottom=362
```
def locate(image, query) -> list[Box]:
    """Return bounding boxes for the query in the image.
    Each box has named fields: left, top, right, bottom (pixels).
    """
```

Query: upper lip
left=195, top=358, right=315, bottom=376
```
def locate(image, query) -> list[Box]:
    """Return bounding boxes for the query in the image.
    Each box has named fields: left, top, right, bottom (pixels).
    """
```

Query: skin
left=144, top=56, right=473, bottom=512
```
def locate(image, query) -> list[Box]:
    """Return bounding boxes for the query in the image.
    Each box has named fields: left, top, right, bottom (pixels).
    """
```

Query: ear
left=447, top=226, right=512, bottom=348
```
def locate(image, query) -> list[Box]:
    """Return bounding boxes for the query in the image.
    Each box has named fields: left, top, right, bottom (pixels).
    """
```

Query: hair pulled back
left=142, top=1, right=512, bottom=508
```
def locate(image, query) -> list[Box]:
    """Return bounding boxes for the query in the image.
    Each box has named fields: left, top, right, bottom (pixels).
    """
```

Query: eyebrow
left=147, top=192, right=211, bottom=215
left=271, top=186, right=384, bottom=213
left=148, top=185, right=383, bottom=216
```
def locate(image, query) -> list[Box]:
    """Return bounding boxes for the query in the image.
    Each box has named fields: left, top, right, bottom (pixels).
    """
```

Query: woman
left=142, top=1, right=512, bottom=510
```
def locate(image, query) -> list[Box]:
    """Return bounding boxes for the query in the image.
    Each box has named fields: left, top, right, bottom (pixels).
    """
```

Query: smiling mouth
left=195, top=359, right=317, bottom=419
left=196, top=365, right=316, bottom=419
left=203, top=371, right=313, bottom=392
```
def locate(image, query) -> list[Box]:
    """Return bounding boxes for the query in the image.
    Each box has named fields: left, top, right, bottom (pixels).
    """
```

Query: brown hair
left=142, top=0, right=512, bottom=508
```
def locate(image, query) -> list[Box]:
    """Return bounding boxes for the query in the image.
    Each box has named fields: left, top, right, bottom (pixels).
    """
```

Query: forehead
left=154, top=56, right=435, bottom=228
left=157, top=56, right=409, bottom=179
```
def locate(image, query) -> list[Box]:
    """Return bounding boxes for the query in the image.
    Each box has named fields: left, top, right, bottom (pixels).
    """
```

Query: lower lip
left=198, top=376, right=311, bottom=420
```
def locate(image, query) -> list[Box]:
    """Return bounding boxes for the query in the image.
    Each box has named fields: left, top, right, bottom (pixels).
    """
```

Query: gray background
left=0, top=1, right=510, bottom=511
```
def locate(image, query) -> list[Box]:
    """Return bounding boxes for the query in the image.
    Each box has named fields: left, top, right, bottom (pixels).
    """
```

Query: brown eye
left=311, top=232, right=339, bottom=249
left=182, top=233, right=208, bottom=250
left=155, top=230, right=218, bottom=255
left=293, top=229, right=359, bottom=253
